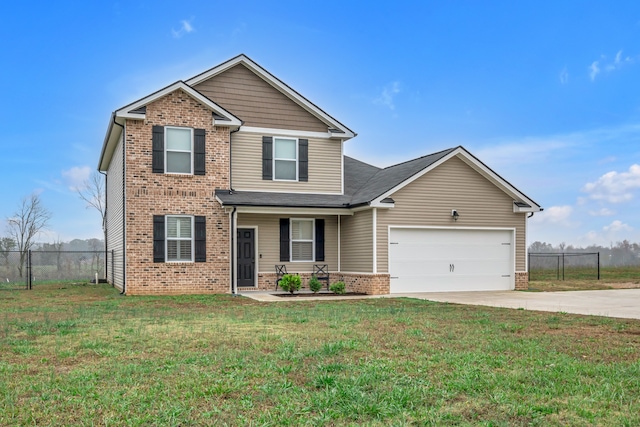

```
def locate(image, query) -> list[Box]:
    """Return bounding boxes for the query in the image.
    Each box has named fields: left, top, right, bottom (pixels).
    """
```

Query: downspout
left=112, top=116, right=126, bottom=295
left=98, top=170, right=108, bottom=285
left=230, top=206, right=238, bottom=295
left=228, top=123, right=242, bottom=192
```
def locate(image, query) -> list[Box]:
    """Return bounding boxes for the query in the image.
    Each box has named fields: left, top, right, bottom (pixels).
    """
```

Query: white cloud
left=603, top=220, right=632, bottom=233
left=582, top=164, right=640, bottom=203
left=559, top=67, right=569, bottom=84
left=61, top=166, right=91, bottom=191
left=591, top=50, right=635, bottom=80
left=374, top=81, right=401, bottom=110
left=531, top=205, right=573, bottom=225
left=589, top=61, right=600, bottom=81
left=589, top=207, right=615, bottom=216
left=172, top=19, right=195, bottom=39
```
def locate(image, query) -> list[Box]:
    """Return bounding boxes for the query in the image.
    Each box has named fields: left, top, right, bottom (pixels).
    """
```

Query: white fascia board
left=370, top=201, right=395, bottom=208
left=185, top=54, right=355, bottom=139
left=513, top=204, right=539, bottom=213
left=371, top=146, right=542, bottom=212
left=239, top=126, right=334, bottom=140
left=98, top=114, right=125, bottom=171
left=115, top=81, right=241, bottom=128
left=235, top=206, right=353, bottom=216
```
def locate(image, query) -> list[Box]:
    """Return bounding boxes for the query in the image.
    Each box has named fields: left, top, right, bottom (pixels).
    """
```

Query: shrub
left=279, top=274, right=301, bottom=294
left=309, top=276, right=322, bottom=293
left=329, top=281, right=346, bottom=294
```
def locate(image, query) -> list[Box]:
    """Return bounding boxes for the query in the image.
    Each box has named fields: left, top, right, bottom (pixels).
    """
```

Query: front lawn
left=1, top=284, right=639, bottom=426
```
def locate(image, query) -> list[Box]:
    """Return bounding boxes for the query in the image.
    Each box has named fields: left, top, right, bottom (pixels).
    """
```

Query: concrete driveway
left=387, top=289, right=640, bottom=320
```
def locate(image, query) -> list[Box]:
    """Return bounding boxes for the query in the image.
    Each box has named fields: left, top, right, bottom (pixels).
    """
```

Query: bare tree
left=6, top=194, right=52, bottom=277
left=76, top=171, right=106, bottom=246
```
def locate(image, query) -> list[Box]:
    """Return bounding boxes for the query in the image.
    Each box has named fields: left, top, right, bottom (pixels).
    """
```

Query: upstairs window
left=166, top=215, right=193, bottom=262
left=273, top=137, right=298, bottom=181
left=165, top=127, right=193, bottom=174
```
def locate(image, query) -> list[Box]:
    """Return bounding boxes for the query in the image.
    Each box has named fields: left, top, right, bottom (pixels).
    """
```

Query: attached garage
left=388, top=227, right=514, bottom=293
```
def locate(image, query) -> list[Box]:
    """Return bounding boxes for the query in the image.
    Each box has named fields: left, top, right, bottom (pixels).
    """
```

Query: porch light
left=451, top=210, right=459, bottom=221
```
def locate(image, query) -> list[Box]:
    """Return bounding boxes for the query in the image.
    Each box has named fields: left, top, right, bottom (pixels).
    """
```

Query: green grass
left=1, top=283, right=640, bottom=426
left=530, top=265, right=640, bottom=291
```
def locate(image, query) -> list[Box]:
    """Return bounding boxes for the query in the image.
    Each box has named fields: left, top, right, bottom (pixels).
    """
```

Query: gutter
left=98, top=170, right=108, bottom=284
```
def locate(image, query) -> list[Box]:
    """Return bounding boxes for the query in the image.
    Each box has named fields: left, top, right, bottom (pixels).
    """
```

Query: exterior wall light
left=452, top=209, right=459, bottom=221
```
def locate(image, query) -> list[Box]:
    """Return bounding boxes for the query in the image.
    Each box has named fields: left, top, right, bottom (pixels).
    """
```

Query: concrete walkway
left=384, top=289, right=640, bottom=320
left=241, top=289, right=640, bottom=320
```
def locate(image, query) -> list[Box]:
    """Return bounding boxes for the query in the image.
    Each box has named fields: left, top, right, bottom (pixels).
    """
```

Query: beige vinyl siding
left=105, top=132, right=125, bottom=290
left=231, top=131, right=342, bottom=193
left=340, top=210, right=373, bottom=272
left=238, top=213, right=338, bottom=273
left=377, top=155, right=527, bottom=273
left=193, top=64, right=328, bottom=132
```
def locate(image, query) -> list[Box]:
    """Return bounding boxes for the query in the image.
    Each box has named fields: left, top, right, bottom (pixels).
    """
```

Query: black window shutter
left=194, top=216, right=206, bottom=262
left=194, top=129, right=206, bottom=175
left=153, top=215, right=165, bottom=263
left=279, top=218, right=290, bottom=262
left=152, top=126, right=164, bottom=174
left=315, top=219, right=325, bottom=262
left=299, top=139, right=308, bottom=182
left=262, top=136, right=273, bottom=180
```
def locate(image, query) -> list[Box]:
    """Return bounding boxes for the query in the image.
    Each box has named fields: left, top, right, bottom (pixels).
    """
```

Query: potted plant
left=279, top=274, right=302, bottom=294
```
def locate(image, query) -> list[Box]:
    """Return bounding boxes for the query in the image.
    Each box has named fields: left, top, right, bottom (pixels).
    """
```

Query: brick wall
left=252, top=272, right=390, bottom=295
left=515, top=271, right=529, bottom=290
left=124, top=89, right=231, bottom=295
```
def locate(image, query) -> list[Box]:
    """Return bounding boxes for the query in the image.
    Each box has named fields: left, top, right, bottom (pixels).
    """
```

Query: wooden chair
left=275, top=265, right=287, bottom=291
left=313, top=264, right=330, bottom=290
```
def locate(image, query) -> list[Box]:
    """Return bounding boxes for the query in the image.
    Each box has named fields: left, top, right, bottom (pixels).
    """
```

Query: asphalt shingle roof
left=216, top=147, right=459, bottom=209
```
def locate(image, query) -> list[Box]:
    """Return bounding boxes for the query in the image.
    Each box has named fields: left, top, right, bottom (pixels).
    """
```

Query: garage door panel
left=389, top=228, right=514, bottom=293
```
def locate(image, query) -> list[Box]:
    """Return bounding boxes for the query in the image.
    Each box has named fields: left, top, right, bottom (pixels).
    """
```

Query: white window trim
left=165, top=126, right=194, bottom=175
left=273, top=137, right=298, bottom=182
left=166, top=215, right=194, bottom=262
left=290, top=218, right=314, bottom=262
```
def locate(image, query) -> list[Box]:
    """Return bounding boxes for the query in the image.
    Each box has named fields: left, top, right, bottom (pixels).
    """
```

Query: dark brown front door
left=237, top=228, right=255, bottom=287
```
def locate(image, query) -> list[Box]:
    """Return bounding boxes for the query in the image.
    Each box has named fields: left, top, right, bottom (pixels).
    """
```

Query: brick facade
left=251, top=272, right=391, bottom=295
left=124, top=89, right=231, bottom=295
left=515, top=271, right=529, bottom=290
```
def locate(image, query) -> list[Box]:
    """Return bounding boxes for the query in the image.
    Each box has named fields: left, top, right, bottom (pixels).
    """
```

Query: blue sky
left=2, top=1, right=640, bottom=247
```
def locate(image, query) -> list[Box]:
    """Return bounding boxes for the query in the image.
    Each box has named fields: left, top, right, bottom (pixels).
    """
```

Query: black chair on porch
left=313, top=264, right=330, bottom=290
left=275, top=264, right=288, bottom=291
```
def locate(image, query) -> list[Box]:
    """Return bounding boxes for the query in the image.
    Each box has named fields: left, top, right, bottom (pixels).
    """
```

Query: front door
left=237, top=228, right=255, bottom=287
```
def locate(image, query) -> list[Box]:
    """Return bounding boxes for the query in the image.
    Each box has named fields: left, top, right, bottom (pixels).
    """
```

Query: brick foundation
left=252, top=271, right=391, bottom=295
left=515, top=271, right=529, bottom=290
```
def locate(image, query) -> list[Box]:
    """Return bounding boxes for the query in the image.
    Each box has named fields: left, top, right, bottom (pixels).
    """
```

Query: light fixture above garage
left=451, top=209, right=459, bottom=221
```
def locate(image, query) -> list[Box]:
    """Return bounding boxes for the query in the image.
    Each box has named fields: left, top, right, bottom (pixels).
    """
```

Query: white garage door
left=389, top=228, right=514, bottom=293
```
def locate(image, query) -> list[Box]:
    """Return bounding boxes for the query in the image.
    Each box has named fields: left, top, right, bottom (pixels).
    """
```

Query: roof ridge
left=380, top=146, right=459, bottom=170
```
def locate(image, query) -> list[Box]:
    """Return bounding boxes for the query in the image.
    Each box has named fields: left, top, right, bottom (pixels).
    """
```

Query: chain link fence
left=0, top=250, right=110, bottom=290
left=529, top=252, right=600, bottom=281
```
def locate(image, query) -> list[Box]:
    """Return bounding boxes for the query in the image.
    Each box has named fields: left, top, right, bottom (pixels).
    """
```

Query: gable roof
left=185, top=54, right=355, bottom=139
left=217, top=146, right=542, bottom=213
left=98, top=81, right=241, bottom=171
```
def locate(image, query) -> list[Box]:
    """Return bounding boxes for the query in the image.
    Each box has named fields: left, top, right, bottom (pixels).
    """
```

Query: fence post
left=28, top=250, right=32, bottom=290
left=528, top=251, right=531, bottom=281
left=562, top=253, right=565, bottom=281
left=597, top=252, right=600, bottom=280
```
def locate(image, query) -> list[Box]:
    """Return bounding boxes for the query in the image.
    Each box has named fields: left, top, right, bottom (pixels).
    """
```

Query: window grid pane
left=274, top=160, right=296, bottom=180
left=274, top=138, right=296, bottom=159
left=166, top=128, right=192, bottom=150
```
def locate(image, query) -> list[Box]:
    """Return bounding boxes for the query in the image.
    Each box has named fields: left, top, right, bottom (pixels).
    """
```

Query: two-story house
left=98, top=54, right=541, bottom=295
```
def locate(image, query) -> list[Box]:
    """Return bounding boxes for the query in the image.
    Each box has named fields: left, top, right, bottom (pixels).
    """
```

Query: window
left=273, top=137, right=297, bottom=180
left=165, top=127, right=193, bottom=174
left=166, top=216, right=193, bottom=262
left=291, top=219, right=314, bottom=261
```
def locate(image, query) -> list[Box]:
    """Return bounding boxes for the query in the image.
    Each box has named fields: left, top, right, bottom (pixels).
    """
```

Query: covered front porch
left=227, top=207, right=390, bottom=295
